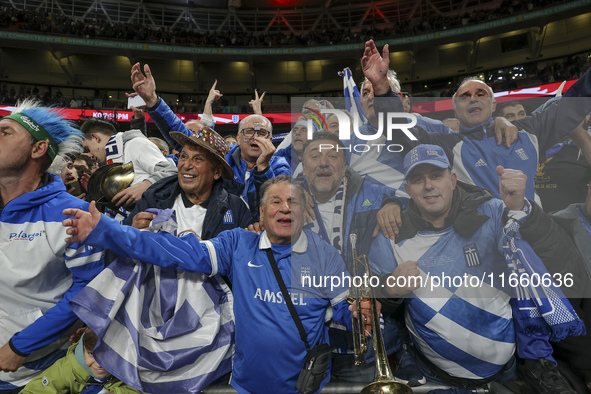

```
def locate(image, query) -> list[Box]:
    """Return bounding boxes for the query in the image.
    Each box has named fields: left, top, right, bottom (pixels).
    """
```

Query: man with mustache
left=299, top=131, right=423, bottom=385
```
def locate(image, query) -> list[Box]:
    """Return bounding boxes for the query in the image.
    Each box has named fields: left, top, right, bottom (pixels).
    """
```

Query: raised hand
left=206, top=80, right=223, bottom=105
left=361, top=40, right=390, bottom=95
left=62, top=201, right=102, bottom=243
left=254, top=135, right=276, bottom=171
left=249, top=89, right=266, bottom=115
left=130, top=63, right=158, bottom=107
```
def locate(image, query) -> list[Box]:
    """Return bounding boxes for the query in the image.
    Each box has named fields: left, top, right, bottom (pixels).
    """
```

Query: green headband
left=3, top=113, right=59, bottom=161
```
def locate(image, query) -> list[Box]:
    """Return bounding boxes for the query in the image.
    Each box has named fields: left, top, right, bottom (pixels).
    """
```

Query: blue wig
left=13, top=99, right=83, bottom=158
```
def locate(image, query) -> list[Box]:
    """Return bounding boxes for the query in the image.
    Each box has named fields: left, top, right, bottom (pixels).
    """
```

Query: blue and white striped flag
left=69, top=209, right=235, bottom=394
left=339, top=67, right=367, bottom=125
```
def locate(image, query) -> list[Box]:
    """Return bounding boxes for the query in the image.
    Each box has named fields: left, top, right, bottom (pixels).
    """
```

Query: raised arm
left=130, top=62, right=191, bottom=151
left=249, top=89, right=266, bottom=116
left=131, top=63, right=158, bottom=108
left=513, top=68, right=591, bottom=155
left=200, top=80, right=222, bottom=128
left=496, top=165, right=527, bottom=211
left=361, top=40, right=391, bottom=96
left=63, top=202, right=228, bottom=276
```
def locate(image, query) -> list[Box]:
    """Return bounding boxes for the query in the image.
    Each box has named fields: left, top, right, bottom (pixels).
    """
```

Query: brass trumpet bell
left=348, top=234, right=413, bottom=394
left=87, top=162, right=135, bottom=210
left=361, top=380, right=414, bottom=394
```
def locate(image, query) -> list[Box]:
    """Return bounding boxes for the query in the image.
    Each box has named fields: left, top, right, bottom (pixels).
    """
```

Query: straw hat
left=170, top=127, right=234, bottom=179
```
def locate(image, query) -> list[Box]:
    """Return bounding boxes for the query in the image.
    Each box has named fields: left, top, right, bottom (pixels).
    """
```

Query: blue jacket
left=0, top=174, right=104, bottom=388
left=124, top=176, right=254, bottom=239
left=147, top=97, right=290, bottom=220
left=301, top=169, right=405, bottom=359
left=373, top=68, right=591, bottom=204
left=225, top=144, right=291, bottom=221
left=79, top=218, right=352, bottom=394
left=274, top=145, right=299, bottom=170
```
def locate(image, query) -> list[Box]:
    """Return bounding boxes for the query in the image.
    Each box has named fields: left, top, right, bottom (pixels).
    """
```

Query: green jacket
left=21, top=343, right=144, bottom=394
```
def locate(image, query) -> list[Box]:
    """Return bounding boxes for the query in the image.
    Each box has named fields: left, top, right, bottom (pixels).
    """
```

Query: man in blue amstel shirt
left=62, top=175, right=374, bottom=394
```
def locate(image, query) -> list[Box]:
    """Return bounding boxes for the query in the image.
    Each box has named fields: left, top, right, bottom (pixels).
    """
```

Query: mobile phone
left=127, top=95, right=146, bottom=109
left=65, top=180, right=83, bottom=195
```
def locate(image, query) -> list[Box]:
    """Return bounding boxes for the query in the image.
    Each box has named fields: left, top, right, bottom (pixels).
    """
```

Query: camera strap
left=265, top=248, right=311, bottom=351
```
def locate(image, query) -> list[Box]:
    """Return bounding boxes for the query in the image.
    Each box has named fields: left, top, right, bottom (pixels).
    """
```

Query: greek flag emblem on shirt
left=223, top=209, right=234, bottom=224
left=515, top=148, right=529, bottom=160
left=463, top=243, right=482, bottom=267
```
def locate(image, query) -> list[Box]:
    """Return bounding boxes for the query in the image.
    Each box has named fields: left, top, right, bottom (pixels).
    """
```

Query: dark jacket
left=550, top=203, right=591, bottom=282
left=527, top=202, right=591, bottom=383
left=124, top=176, right=253, bottom=240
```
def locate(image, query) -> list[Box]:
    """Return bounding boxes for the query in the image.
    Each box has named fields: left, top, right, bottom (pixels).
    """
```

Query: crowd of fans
left=1, top=49, right=589, bottom=113
left=0, top=0, right=574, bottom=48
left=1, top=37, right=591, bottom=394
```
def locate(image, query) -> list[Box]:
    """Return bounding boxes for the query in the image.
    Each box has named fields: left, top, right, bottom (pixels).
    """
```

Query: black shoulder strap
left=264, top=248, right=310, bottom=351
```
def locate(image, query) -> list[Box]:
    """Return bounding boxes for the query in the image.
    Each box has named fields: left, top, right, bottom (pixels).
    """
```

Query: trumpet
left=348, top=234, right=413, bottom=394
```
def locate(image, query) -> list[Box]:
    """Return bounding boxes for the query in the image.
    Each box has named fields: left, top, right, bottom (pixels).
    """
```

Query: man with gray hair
left=0, top=100, right=104, bottom=391
left=360, top=39, right=591, bottom=232
left=130, top=63, right=289, bottom=220
left=62, top=175, right=374, bottom=394
left=365, top=40, right=591, bottom=392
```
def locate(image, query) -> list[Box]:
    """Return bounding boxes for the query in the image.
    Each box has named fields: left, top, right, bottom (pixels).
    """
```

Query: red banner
left=0, top=79, right=577, bottom=119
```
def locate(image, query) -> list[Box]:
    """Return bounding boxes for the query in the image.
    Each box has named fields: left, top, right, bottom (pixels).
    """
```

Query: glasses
left=240, top=128, right=270, bottom=138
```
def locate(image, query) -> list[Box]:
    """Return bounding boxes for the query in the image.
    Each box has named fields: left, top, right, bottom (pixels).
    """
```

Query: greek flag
left=339, top=67, right=367, bottom=125
left=69, top=209, right=235, bottom=394
left=223, top=209, right=234, bottom=224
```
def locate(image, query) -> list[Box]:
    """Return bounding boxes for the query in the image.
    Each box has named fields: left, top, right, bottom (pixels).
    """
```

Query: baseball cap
left=403, top=144, right=451, bottom=180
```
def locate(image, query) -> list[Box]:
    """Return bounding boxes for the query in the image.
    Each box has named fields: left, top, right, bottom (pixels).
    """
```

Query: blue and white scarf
left=69, top=209, right=235, bottom=393
left=304, top=177, right=347, bottom=253
left=503, top=207, right=585, bottom=341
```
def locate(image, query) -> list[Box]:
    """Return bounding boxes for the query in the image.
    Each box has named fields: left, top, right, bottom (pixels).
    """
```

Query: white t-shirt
left=172, top=194, right=207, bottom=238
